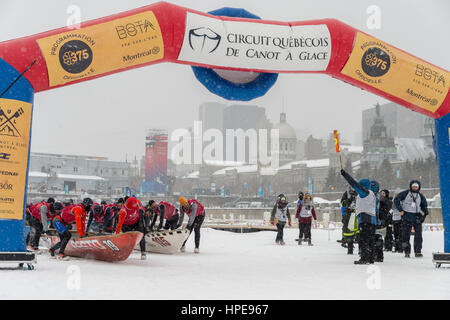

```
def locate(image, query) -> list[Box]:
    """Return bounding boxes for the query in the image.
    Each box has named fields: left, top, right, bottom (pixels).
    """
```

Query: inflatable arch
left=0, top=2, right=449, bottom=255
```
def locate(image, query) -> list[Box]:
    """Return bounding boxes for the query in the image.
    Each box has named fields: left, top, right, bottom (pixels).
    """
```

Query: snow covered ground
left=1, top=227, right=449, bottom=300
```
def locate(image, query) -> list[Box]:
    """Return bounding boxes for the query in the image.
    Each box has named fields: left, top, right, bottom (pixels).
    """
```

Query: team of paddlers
left=26, top=196, right=206, bottom=260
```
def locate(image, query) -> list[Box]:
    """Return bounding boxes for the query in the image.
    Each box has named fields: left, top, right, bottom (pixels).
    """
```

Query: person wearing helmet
left=270, top=195, right=291, bottom=245
left=340, top=169, right=377, bottom=264
left=115, top=196, right=147, bottom=260
left=86, top=202, right=117, bottom=234
left=178, top=197, right=205, bottom=253
left=49, top=198, right=91, bottom=260
left=26, top=199, right=63, bottom=253
left=394, top=180, right=429, bottom=258
left=148, top=200, right=180, bottom=231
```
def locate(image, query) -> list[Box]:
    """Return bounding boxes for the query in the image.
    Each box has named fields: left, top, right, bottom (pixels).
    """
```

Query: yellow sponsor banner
left=0, top=98, right=32, bottom=220
left=341, top=32, right=449, bottom=114
left=37, top=11, right=164, bottom=87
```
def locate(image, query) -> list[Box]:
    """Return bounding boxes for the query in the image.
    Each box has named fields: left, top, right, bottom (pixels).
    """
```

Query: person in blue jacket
left=393, top=180, right=428, bottom=258
left=340, top=169, right=377, bottom=264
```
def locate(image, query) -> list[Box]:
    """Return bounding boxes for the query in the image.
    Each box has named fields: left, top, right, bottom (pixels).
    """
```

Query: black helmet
left=298, top=191, right=304, bottom=200
left=100, top=200, right=107, bottom=205
left=116, top=198, right=124, bottom=204
left=47, top=197, right=55, bottom=204
left=82, top=198, right=93, bottom=209
left=53, top=202, right=64, bottom=212
left=93, top=204, right=103, bottom=214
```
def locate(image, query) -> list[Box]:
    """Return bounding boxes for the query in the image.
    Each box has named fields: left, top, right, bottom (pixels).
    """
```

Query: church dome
left=273, top=112, right=297, bottom=140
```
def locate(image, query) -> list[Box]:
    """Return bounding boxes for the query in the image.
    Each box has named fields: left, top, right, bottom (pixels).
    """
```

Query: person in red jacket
left=86, top=202, right=118, bottom=234
left=295, top=193, right=317, bottom=246
left=115, top=196, right=147, bottom=260
left=27, top=199, right=63, bottom=253
left=49, top=198, right=92, bottom=260
left=178, top=197, right=205, bottom=253
left=148, top=200, right=180, bottom=231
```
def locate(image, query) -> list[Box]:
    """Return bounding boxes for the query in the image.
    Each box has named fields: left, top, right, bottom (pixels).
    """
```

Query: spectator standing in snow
left=340, top=187, right=358, bottom=254
left=371, top=180, right=384, bottom=262
left=340, top=169, right=377, bottom=264
left=379, top=189, right=394, bottom=251
left=391, top=189, right=403, bottom=253
left=297, top=191, right=304, bottom=209
left=270, top=194, right=291, bottom=245
left=295, top=193, right=317, bottom=246
left=394, top=180, right=429, bottom=258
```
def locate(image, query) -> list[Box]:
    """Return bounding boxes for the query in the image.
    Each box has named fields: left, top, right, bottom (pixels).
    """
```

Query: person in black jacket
left=379, top=189, right=394, bottom=251
left=340, top=169, right=377, bottom=264
left=340, top=186, right=358, bottom=255
left=393, top=180, right=429, bottom=258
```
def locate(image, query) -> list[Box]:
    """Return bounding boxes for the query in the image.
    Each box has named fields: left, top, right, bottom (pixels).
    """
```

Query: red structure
left=144, top=130, right=168, bottom=194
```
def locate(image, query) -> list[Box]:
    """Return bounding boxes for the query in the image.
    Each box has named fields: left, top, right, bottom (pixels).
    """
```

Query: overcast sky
left=0, top=0, right=449, bottom=162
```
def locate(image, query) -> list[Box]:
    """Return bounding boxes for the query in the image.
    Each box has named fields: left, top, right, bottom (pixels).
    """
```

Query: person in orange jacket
left=115, top=196, right=148, bottom=260
left=49, top=198, right=92, bottom=260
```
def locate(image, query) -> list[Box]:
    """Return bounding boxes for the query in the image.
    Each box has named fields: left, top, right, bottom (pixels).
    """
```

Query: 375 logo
left=59, top=40, right=93, bottom=74
left=361, top=47, right=390, bottom=77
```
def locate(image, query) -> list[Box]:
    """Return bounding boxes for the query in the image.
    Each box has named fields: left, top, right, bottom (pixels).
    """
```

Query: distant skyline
left=1, top=0, right=448, bottom=162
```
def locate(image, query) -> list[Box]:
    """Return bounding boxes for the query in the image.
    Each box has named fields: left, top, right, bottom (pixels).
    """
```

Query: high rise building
left=143, top=129, right=168, bottom=194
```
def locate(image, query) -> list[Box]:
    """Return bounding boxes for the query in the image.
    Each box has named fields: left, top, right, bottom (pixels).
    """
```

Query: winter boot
left=180, top=245, right=186, bottom=253
left=29, top=247, right=42, bottom=255
left=194, top=248, right=200, bottom=254
left=48, top=248, right=56, bottom=258
left=141, top=253, right=147, bottom=260
left=57, top=253, right=70, bottom=261
left=280, top=240, right=285, bottom=246
left=415, top=252, right=423, bottom=258
left=405, top=252, right=410, bottom=258
left=307, top=239, right=313, bottom=246
left=354, top=259, right=370, bottom=265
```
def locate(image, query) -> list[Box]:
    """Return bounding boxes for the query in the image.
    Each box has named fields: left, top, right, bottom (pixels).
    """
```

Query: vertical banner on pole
left=333, top=129, right=343, bottom=169
left=0, top=58, right=35, bottom=252
left=434, top=114, right=450, bottom=253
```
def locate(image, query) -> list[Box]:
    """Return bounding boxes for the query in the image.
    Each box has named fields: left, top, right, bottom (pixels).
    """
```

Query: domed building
left=272, top=112, right=297, bottom=166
